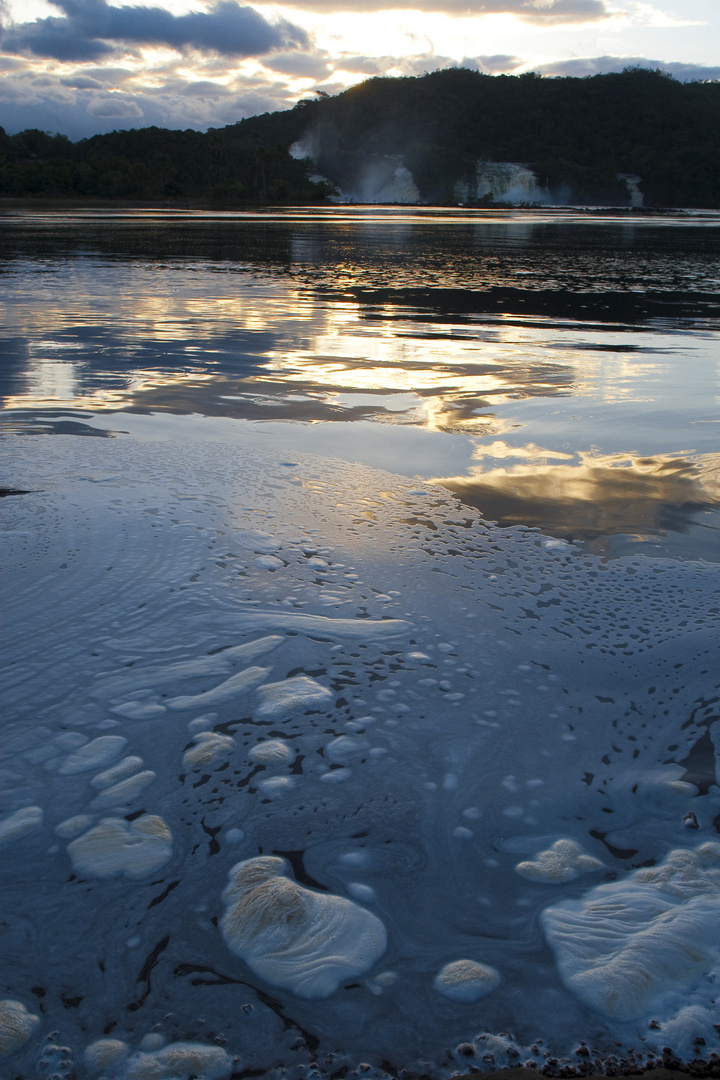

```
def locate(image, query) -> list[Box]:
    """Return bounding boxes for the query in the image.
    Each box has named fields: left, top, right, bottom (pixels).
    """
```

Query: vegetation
left=1, top=67, right=718, bottom=206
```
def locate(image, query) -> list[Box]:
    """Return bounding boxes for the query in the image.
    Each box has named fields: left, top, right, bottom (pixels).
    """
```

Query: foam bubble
left=58, top=735, right=128, bottom=775
left=221, top=856, right=387, bottom=998
left=91, top=756, right=145, bottom=790
left=183, top=731, right=234, bottom=769
left=166, top=665, right=270, bottom=711
left=254, top=555, right=284, bottom=569
left=67, top=815, right=172, bottom=879
left=434, top=960, right=500, bottom=1002
left=0, top=806, right=43, bottom=846
left=248, top=739, right=295, bottom=764
left=110, top=701, right=167, bottom=720
left=55, top=814, right=94, bottom=839
left=257, top=775, right=295, bottom=797
left=0, top=1000, right=40, bottom=1056
left=255, top=675, right=334, bottom=719
left=84, top=1038, right=130, bottom=1073
left=542, top=842, right=720, bottom=1019
left=90, top=770, right=156, bottom=809
left=121, top=1041, right=231, bottom=1079
left=225, top=611, right=412, bottom=641
left=515, top=839, right=604, bottom=883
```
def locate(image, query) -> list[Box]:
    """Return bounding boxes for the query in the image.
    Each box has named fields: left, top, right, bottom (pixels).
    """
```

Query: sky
left=1, top=0, right=718, bottom=140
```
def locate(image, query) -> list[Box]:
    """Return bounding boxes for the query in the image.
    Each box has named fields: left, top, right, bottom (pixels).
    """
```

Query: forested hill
left=2, top=67, right=719, bottom=207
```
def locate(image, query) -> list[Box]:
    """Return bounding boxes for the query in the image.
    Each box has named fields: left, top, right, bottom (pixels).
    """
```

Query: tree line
left=1, top=67, right=718, bottom=206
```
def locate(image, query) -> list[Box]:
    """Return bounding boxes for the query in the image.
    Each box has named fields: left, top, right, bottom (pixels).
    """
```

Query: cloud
left=86, top=93, right=143, bottom=116
left=257, top=0, right=611, bottom=20
left=0, top=64, right=297, bottom=139
left=60, top=74, right=105, bottom=88
left=1, top=0, right=309, bottom=61
left=263, top=50, right=332, bottom=78
left=534, top=55, right=720, bottom=80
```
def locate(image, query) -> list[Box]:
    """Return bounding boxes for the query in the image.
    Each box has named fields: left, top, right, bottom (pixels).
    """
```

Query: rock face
left=541, top=842, right=720, bottom=1019
left=220, top=856, right=387, bottom=998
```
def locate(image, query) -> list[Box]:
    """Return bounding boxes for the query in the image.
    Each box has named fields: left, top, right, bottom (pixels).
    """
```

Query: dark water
left=1, top=207, right=719, bottom=558
left=1, top=208, right=720, bottom=1078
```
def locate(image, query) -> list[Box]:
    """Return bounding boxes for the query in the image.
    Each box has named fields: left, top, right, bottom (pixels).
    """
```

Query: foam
left=0, top=1000, right=40, bottom=1057
left=182, top=731, right=235, bottom=769
left=0, top=806, right=43, bottom=846
left=434, top=960, right=500, bottom=1002
left=84, top=1038, right=130, bottom=1073
left=93, top=635, right=283, bottom=698
left=221, top=856, right=387, bottom=997
left=222, top=611, right=413, bottom=641
left=541, top=843, right=720, bottom=1019
left=1, top=433, right=718, bottom=1073
left=166, top=665, right=271, bottom=711
left=255, top=675, right=334, bottom=719
left=91, top=755, right=145, bottom=789
left=248, top=738, right=295, bottom=764
left=121, top=1041, right=231, bottom=1079
left=67, top=815, right=172, bottom=879
left=57, top=735, right=128, bottom=775
left=515, top=839, right=604, bottom=883
left=89, top=770, right=156, bottom=809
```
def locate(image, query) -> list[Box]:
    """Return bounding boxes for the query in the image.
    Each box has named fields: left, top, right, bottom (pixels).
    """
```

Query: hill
left=1, top=67, right=719, bottom=206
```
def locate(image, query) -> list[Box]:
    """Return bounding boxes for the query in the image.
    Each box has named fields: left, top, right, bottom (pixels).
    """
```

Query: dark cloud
left=86, top=93, right=143, bottom=116
left=263, top=50, right=332, bottom=78
left=60, top=74, right=105, bottom=87
left=2, top=0, right=309, bottom=62
left=256, top=0, right=610, bottom=20
left=0, top=65, right=294, bottom=140
left=535, top=56, right=720, bottom=80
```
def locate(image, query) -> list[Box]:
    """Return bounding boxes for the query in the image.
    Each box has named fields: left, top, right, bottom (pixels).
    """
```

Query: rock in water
left=220, top=856, right=387, bottom=998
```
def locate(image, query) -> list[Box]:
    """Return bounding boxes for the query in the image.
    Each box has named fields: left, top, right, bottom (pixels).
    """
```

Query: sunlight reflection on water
left=1, top=207, right=718, bottom=557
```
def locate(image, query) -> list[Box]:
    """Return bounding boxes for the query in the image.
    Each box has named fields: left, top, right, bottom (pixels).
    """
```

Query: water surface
left=2, top=206, right=719, bottom=558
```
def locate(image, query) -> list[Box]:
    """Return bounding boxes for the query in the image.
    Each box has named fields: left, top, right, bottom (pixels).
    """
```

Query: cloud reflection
left=432, top=450, right=720, bottom=546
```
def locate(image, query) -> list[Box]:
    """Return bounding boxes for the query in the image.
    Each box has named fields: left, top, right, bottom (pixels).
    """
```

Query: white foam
left=91, top=755, right=145, bottom=790
left=90, top=770, right=156, bottom=809
left=248, top=739, right=295, bottom=764
left=67, top=815, right=172, bottom=879
left=55, top=814, right=94, bottom=839
left=434, top=960, right=500, bottom=1002
left=0, top=806, right=43, bottom=846
left=221, top=856, right=387, bottom=998
left=254, top=555, right=284, bottom=569
left=93, top=636, right=283, bottom=698
left=58, top=735, right=128, bottom=775
left=325, top=735, right=370, bottom=762
left=110, top=701, right=167, bottom=720
left=235, top=529, right=281, bottom=553
left=515, top=839, right=604, bottom=883
left=255, top=675, right=334, bottom=719
left=120, top=1041, right=231, bottom=1079
left=183, top=731, right=234, bottom=769
left=257, top=775, right=295, bottom=797
left=166, top=665, right=270, bottom=711
left=223, top=611, right=413, bottom=641
left=0, top=999, right=40, bottom=1057
left=84, top=1038, right=130, bottom=1073
left=542, top=843, right=720, bottom=1019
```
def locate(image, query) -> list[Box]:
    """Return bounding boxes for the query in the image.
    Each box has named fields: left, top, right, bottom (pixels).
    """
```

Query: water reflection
left=1, top=208, right=718, bottom=556
left=433, top=450, right=720, bottom=558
